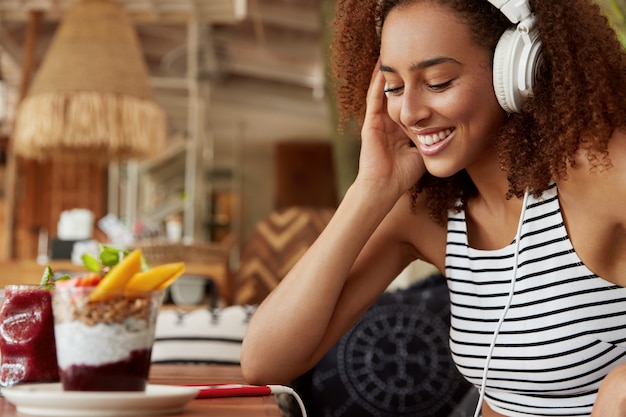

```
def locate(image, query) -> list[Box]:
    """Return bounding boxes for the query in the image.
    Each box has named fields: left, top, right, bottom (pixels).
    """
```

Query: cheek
left=442, top=83, right=499, bottom=122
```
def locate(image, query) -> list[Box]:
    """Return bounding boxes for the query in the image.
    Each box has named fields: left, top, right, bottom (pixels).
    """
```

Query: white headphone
left=488, top=0, right=543, bottom=113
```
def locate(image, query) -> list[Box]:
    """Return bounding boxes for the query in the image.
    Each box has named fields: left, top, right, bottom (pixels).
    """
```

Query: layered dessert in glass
left=53, top=285, right=163, bottom=391
left=51, top=247, right=182, bottom=392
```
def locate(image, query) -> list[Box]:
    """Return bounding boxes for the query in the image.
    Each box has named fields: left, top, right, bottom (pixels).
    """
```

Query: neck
left=466, top=146, right=512, bottom=205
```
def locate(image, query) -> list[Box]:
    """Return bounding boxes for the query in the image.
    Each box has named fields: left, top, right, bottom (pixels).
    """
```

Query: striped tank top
left=446, top=183, right=626, bottom=416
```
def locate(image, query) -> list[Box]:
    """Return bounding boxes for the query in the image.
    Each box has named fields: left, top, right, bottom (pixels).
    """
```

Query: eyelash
left=384, top=80, right=454, bottom=96
left=428, top=80, right=453, bottom=91
left=384, top=86, right=403, bottom=96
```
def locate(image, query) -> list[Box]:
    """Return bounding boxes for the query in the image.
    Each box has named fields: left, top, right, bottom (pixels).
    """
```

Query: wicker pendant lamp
left=12, top=0, right=167, bottom=162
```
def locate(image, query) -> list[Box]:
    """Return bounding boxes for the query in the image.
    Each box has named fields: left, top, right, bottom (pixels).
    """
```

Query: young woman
left=241, top=0, right=626, bottom=416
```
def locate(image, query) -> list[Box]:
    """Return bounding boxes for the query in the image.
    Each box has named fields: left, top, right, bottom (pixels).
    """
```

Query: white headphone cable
left=472, top=190, right=530, bottom=417
left=269, top=385, right=308, bottom=417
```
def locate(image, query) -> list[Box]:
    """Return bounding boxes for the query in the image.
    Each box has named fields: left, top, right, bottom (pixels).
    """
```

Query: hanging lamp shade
left=12, top=0, right=167, bottom=162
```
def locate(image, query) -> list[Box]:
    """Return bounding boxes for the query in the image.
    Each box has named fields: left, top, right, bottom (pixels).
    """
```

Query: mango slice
left=125, top=262, right=185, bottom=292
left=89, top=248, right=143, bottom=301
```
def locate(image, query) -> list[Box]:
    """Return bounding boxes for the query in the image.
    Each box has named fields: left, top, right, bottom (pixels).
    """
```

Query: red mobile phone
left=187, top=383, right=272, bottom=398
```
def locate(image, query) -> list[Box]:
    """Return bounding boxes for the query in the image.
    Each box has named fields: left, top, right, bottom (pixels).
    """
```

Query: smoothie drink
left=0, top=285, right=60, bottom=387
left=53, top=286, right=162, bottom=391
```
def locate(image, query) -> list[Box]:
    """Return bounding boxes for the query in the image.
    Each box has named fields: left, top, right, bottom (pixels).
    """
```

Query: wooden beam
left=17, top=12, right=42, bottom=101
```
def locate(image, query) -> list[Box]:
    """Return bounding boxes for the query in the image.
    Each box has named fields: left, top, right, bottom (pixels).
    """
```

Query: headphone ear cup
left=493, top=26, right=542, bottom=113
left=493, top=28, right=523, bottom=113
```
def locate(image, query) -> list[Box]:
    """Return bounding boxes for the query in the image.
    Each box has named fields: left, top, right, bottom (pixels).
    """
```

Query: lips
left=416, top=128, right=454, bottom=146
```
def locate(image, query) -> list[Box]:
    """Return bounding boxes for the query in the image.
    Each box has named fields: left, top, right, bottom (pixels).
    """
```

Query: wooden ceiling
left=0, top=0, right=325, bottom=94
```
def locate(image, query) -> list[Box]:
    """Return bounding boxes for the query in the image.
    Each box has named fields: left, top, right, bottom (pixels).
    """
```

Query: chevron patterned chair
left=234, top=206, right=336, bottom=306
left=152, top=207, right=334, bottom=366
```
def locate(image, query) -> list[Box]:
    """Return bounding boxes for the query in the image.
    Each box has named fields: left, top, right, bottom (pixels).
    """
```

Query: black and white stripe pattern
left=446, top=183, right=626, bottom=416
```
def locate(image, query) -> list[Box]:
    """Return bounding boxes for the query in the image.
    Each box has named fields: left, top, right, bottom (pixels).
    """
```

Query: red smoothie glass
left=0, top=284, right=60, bottom=388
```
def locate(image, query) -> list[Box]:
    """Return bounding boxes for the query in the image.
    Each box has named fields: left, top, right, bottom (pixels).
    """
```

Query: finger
left=369, top=56, right=381, bottom=85
left=365, top=59, right=387, bottom=114
left=366, top=57, right=384, bottom=98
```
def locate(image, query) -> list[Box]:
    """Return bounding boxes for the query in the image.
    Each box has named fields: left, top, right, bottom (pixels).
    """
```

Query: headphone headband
left=487, top=0, right=532, bottom=24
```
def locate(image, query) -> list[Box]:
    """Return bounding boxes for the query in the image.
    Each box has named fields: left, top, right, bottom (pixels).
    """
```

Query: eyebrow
left=380, top=56, right=462, bottom=73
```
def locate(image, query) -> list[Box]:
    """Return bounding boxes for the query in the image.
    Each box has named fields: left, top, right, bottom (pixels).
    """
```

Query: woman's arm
left=592, top=362, right=626, bottom=416
left=240, top=64, right=435, bottom=385
left=240, top=180, right=431, bottom=384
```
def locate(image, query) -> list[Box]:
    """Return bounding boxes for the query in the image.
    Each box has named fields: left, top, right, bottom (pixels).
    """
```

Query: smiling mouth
left=416, top=128, right=454, bottom=146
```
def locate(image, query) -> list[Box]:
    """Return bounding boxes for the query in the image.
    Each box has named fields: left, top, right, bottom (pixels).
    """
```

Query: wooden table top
left=0, top=364, right=283, bottom=417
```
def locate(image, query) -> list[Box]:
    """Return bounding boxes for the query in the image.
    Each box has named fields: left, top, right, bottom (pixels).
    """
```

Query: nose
left=399, top=87, right=431, bottom=127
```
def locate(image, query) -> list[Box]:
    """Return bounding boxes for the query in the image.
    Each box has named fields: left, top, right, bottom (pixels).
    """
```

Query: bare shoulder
left=604, top=129, right=626, bottom=219
left=559, top=129, right=626, bottom=285
left=596, top=129, right=626, bottom=216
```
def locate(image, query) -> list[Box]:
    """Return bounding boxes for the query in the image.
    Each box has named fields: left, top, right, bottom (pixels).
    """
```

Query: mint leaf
left=82, top=253, right=101, bottom=272
left=99, top=247, right=120, bottom=267
left=39, top=266, right=54, bottom=290
left=80, top=245, right=136, bottom=274
left=56, top=274, right=71, bottom=283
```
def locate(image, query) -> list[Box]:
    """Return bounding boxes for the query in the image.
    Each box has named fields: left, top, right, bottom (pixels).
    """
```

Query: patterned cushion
left=291, top=274, right=473, bottom=417
left=234, top=206, right=335, bottom=305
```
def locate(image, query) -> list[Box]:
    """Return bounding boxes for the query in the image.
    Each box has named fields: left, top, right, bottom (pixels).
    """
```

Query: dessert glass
left=0, top=284, right=60, bottom=388
left=52, top=286, right=163, bottom=391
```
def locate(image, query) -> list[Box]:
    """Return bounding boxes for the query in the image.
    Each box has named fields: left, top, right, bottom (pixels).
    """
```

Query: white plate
left=2, top=383, right=199, bottom=416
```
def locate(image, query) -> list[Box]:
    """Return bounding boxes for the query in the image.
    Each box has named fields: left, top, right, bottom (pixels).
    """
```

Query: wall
left=208, top=76, right=333, bottom=242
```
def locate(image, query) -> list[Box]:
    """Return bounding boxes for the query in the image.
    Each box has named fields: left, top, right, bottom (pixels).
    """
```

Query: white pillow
left=152, top=305, right=256, bottom=365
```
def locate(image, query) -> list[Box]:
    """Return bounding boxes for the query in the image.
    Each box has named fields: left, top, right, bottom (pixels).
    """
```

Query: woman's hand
left=356, top=58, right=426, bottom=197
left=592, top=363, right=626, bottom=416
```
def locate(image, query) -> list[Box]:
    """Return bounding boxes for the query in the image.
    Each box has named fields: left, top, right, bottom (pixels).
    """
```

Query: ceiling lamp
left=12, top=0, right=167, bottom=162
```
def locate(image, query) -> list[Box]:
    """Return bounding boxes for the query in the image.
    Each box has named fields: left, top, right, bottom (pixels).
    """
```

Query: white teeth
left=417, top=129, right=453, bottom=145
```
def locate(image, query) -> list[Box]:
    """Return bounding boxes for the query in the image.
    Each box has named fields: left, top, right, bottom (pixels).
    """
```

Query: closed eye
left=385, top=79, right=456, bottom=96
left=427, top=79, right=454, bottom=91
left=384, top=86, right=403, bottom=96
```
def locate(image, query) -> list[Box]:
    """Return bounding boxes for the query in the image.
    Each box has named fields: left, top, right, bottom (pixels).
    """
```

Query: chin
left=424, top=163, right=461, bottom=179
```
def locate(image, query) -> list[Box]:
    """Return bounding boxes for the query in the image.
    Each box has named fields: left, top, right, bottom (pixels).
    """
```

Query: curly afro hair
left=330, top=0, right=626, bottom=224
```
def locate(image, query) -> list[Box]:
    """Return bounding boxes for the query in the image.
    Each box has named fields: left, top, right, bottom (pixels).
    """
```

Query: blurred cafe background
left=0, top=0, right=621, bottom=299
